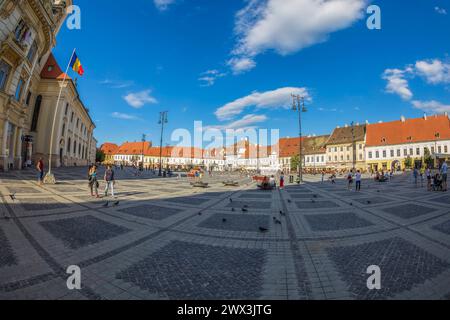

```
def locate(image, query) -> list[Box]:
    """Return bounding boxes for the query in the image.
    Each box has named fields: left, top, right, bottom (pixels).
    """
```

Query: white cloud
left=111, top=112, right=139, bottom=120
left=415, top=59, right=450, bottom=84
left=382, top=68, right=414, bottom=100
left=227, top=57, right=257, bottom=74
left=412, top=100, right=450, bottom=113
left=215, top=87, right=310, bottom=121
left=435, top=6, right=447, bottom=15
left=229, top=0, right=367, bottom=74
left=206, top=114, right=268, bottom=131
left=123, top=90, right=158, bottom=108
left=100, top=79, right=134, bottom=89
left=199, top=70, right=227, bottom=87
left=154, top=0, right=176, bottom=11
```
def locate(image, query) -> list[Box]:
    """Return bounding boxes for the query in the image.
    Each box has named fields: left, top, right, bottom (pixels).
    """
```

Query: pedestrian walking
left=355, top=170, right=362, bottom=191
left=89, top=165, right=100, bottom=198
left=441, top=161, right=448, bottom=192
left=426, top=167, right=432, bottom=191
left=321, top=171, right=325, bottom=183
left=413, top=167, right=418, bottom=187
left=36, top=157, right=44, bottom=186
left=279, top=172, right=285, bottom=189
left=104, top=165, right=116, bottom=198
left=420, top=166, right=425, bottom=187
left=347, top=171, right=353, bottom=190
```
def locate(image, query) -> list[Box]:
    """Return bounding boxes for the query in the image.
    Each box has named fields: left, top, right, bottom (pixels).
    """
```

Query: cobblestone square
left=0, top=167, right=449, bottom=300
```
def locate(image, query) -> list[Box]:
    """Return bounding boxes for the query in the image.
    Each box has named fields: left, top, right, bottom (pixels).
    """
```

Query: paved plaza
left=0, top=167, right=450, bottom=300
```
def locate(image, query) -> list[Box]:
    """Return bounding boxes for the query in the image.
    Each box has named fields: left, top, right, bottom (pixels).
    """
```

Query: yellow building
left=325, top=124, right=367, bottom=171
left=0, top=0, right=73, bottom=170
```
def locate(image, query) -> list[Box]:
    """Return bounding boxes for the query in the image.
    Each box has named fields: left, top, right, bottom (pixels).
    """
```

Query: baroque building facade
left=0, top=0, right=96, bottom=170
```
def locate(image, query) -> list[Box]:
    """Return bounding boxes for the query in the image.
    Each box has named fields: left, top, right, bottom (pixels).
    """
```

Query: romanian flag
left=70, top=52, right=84, bottom=76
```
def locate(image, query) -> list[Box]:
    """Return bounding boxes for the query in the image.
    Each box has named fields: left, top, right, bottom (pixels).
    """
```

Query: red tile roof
left=116, top=142, right=152, bottom=155
left=366, top=115, right=450, bottom=147
left=100, top=143, right=119, bottom=155
left=40, top=53, right=71, bottom=80
left=278, top=135, right=328, bottom=157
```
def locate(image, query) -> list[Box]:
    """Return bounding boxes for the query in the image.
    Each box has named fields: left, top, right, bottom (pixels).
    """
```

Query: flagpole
left=44, top=48, right=76, bottom=184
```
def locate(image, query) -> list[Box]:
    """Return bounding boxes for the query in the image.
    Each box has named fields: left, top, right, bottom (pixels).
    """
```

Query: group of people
left=346, top=170, right=362, bottom=191
left=88, top=164, right=116, bottom=198
left=415, top=162, right=448, bottom=192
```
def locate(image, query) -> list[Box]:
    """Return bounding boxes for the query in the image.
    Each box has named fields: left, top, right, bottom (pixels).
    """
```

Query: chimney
left=378, top=121, right=383, bottom=124
left=401, top=116, right=406, bottom=122
left=365, top=120, right=369, bottom=124
left=423, top=113, right=427, bottom=120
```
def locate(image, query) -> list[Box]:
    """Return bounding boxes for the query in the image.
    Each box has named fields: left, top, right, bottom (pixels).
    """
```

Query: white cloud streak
left=111, top=112, right=139, bottom=120
left=412, top=100, right=450, bottom=113
left=435, top=6, right=447, bottom=15
left=198, top=70, right=227, bottom=87
left=154, top=0, right=176, bottom=11
left=206, top=114, right=268, bottom=131
left=215, top=87, right=310, bottom=121
left=123, top=90, right=158, bottom=108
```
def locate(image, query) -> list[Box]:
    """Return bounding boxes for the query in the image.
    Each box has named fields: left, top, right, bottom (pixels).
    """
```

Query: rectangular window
left=431, top=147, right=435, bottom=154
left=25, top=91, right=32, bottom=105
left=445, top=146, right=448, bottom=153
left=410, top=148, right=413, bottom=155
left=359, top=154, right=363, bottom=160
left=403, top=149, right=407, bottom=156
left=438, top=146, right=442, bottom=153
left=390, top=150, right=394, bottom=157
left=397, top=149, right=401, bottom=157
left=376, top=151, right=379, bottom=158
left=383, top=150, right=386, bottom=158
left=368, top=152, right=372, bottom=159
left=416, top=148, right=420, bottom=156
left=0, top=60, right=11, bottom=91
left=27, top=41, right=38, bottom=62
left=15, top=79, right=24, bottom=101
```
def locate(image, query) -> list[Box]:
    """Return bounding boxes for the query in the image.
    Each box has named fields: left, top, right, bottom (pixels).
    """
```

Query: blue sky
left=52, top=0, right=450, bottom=147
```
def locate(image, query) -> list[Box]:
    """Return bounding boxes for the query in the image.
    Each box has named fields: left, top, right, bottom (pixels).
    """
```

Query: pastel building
left=365, top=114, right=450, bottom=171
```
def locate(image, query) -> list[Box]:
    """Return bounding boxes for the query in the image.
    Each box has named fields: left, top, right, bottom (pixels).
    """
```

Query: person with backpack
left=104, top=165, right=116, bottom=198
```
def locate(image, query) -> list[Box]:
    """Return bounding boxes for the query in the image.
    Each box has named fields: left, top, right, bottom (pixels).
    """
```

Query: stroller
left=432, top=174, right=443, bottom=191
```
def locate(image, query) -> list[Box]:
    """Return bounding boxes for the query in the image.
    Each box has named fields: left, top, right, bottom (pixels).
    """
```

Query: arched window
left=30, top=95, right=42, bottom=132
left=61, top=123, right=66, bottom=137
left=73, top=140, right=76, bottom=154
left=67, top=138, right=71, bottom=153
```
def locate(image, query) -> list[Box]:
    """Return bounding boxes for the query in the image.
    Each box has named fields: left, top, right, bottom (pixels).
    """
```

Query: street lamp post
left=291, top=94, right=307, bottom=183
left=158, top=111, right=168, bottom=176
left=141, top=134, right=146, bottom=170
left=351, top=121, right=356, bottom=172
